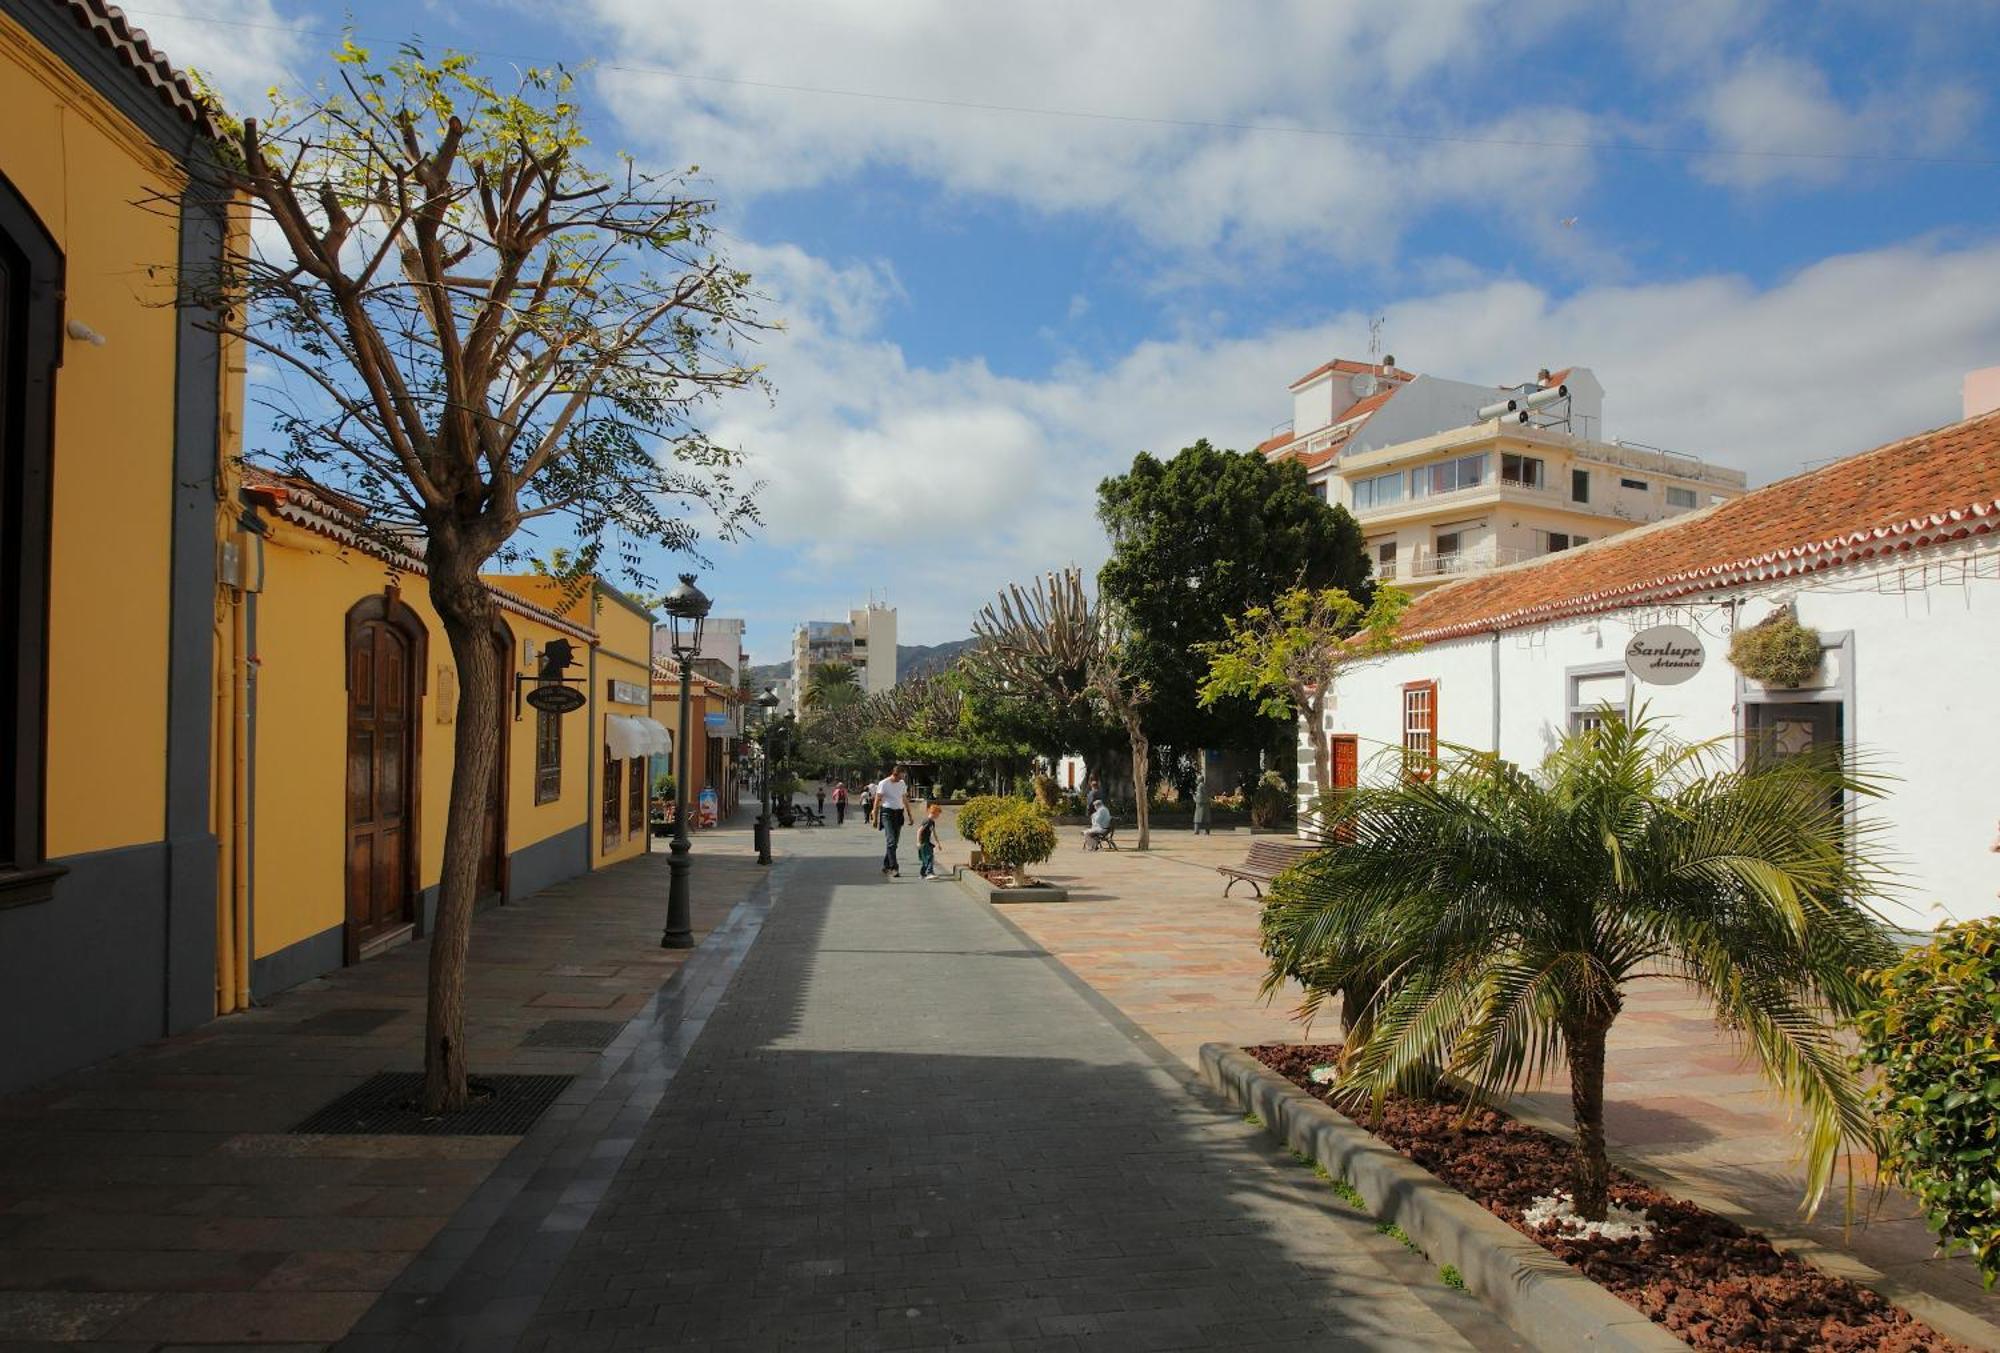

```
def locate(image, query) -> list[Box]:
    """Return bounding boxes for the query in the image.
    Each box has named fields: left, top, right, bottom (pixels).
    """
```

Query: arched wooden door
left=345, top=596, right=425, bottom=961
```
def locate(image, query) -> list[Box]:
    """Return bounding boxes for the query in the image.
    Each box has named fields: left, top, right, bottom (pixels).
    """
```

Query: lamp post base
left=754, top=815, right=771, bottom=865
left=660, top=835, right=694, bottom=949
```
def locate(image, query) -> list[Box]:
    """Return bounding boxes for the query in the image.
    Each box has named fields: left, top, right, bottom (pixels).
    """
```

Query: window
left=1620, top=477, right=1649, bottom=491
left=534, top=698, right=562, bottom=804
left=1375, top=540, right=1398, bottom=580
left=1350, top=469, right=1404, bottom=511
left=1571, top=468, right=1590, bottom=503
left=1665, top=485, right=1697, bottom=510
left=1500, top=453, right=1544, bottom=488
left=1568, top=668, right=1627, bottom=733
left=1434, top=530, right=1462, bottom=559
left=1402, top=681, right=1438, bottom=780
left=1311, top=480, right=1329, bottom=502
left=1535, top=530, right=1583, bottom=554
left=602, top=744, right=623, bottom=851
left=1411, top=453, right=1488, bottom=498
left=627, top=757, right=645, bottom=835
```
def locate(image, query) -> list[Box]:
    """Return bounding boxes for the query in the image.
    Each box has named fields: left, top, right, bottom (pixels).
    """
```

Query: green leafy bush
left=976, top=801, right=1057, bottom=885
left=1031, top=773, right=1060, bottom=810
left=1856, top=920, right=2000, bottom=1287
left=957, top=794, right=1010, bottom=843
left=1249, top=770, right=1292, bottom=828
left=1729, top=606, right=1823, bottom=687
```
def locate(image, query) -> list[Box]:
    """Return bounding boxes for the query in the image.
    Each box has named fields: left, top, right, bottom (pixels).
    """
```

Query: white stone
left=1521, top=1191, right=1653, bottom=1242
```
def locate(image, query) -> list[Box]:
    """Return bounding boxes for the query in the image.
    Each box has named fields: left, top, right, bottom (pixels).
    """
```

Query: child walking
left=917, top=803, right=945, bottom=879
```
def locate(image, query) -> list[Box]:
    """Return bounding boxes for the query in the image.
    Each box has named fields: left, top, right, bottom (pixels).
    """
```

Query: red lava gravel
left=1249, top=1043, right=1971, bottom=1353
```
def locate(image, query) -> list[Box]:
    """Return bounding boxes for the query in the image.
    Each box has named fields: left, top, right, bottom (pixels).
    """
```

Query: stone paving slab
left=0, top=824, right=766, bottom=1350
left=516, top=820, right=1519, bottom=1352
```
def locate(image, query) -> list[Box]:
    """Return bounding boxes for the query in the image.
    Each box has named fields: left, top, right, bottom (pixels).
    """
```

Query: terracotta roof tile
left=1288, top=357, right=1408, bottom=391
left=1256, top=429, right=1296, bottom=456
left=1398, top=407, right=2000, bottom=643
left=54, top=0, right=223, bottom=142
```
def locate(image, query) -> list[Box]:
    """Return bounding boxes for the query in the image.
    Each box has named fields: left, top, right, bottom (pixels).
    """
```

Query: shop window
left=534, top=700, right=562, bottom=804
left=1568, top=667, right=1627, bottom=733
left=0, top=174, right=63, bottom=908
left=1402, top=680, right=1438, bottom=780
left=602, top=744, right=623, bottom=851
left=627, top=757, right=645, bottom=836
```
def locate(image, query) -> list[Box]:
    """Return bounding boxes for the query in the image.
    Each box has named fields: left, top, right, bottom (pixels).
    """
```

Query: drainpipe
left=231, top=585, right=251, bottom=1009
left=213, top=595, right=235, bottom=1015
left=1490, top=630, right=1502, bottom=754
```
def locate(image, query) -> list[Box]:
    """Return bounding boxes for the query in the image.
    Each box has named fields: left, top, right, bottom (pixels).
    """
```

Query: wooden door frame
left=343, top=590, right=427, bottom=963
left=485, top=618, right=511, bottom=905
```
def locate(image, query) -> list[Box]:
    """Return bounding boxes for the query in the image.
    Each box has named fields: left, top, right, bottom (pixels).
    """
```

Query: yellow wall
left=250, top=523, right=592, bottom=957
left=2, top=16, right=188, bottom=858
left=593, top=589, right=655, bottom=868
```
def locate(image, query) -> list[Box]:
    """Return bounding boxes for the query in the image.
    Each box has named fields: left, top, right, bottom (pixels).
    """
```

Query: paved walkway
left=1002, top=821, right=2000, bottom=1348
left=0, top=824, right=763, bottom=1349
left=515, top=821, right=1515, bottom=1352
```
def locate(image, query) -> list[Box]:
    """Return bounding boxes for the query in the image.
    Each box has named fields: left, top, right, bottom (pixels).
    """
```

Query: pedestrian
left=1086, top=776, right=1105, bottom=815
left=872, top=766, right=910, bottom=877
left=831, top=780, right=848, bottom=826
left=860, top=781, right=874, bottom=823
left=917, top=802, right=945, bottom=879
left=816, top=782, right=826, bottom=817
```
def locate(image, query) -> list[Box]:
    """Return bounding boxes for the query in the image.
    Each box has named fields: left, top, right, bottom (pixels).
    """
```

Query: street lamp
left=659, top=572, right=710, bottom=949
left=754, top=685, right=781, bottom=865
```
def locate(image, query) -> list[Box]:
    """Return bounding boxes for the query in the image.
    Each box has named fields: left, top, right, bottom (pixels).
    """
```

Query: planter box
left=952, top=870, right=1070, bottom=904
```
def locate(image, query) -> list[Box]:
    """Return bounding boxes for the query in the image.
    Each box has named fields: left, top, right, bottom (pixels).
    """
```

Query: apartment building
left=792, top=602, right=898, bottom=696
left=1258, top=358, right=1747, bottom=592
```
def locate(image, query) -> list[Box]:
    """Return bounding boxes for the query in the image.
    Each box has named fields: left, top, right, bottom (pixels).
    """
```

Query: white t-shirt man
left=873, top=775, right=910, bottom=814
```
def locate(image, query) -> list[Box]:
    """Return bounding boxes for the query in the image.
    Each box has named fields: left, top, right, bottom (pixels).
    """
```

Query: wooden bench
left=1218, top=839, right=1318, bottom=897
left=1082, top=822, right=1119, bottom=851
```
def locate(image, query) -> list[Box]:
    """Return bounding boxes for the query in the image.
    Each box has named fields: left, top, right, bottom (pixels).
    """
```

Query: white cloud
left=1691, top=53, right=1979, bottom=189
left=126, top=0, right=306, bottom=116
left=584, top=0, right=1598, bottom=264
left=719, top=232, right=2000, bottom=646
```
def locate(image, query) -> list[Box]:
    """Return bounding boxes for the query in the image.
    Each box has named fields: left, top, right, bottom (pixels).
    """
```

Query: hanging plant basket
left=1728, top=606, right=1822, bottom=687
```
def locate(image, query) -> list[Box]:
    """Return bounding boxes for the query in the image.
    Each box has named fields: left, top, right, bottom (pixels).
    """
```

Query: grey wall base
left=508, top=825, right=589, bottom=901
left=249, top=923, right=343, bottom=1002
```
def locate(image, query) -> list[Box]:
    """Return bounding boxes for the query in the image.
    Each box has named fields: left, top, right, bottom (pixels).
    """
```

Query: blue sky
left=135, top=0, right=2000, bottom=664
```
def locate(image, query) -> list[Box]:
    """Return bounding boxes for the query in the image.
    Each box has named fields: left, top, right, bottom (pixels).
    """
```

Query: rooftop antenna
left=1355, top=314, right=1386, bottom=397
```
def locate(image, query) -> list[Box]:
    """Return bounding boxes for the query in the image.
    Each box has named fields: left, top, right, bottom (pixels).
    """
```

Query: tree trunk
left=1565, top=1020, right=1613, bottom=1220
left=420, top=550, right=503, bottom=1115
left=1126, top=714, right=1150, bottom=850
left=1299, top=690, right=1329, bottom=835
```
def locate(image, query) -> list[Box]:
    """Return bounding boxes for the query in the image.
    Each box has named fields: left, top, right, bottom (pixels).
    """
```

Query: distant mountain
left=743, top=638, right=976, bottom=693
left=896, top=638, right=977, bottom=680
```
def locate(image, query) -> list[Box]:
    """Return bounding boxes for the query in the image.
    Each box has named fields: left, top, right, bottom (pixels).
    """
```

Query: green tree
left=802, top=660, right=862, bottom=711
left=1197, top=585, right=1410, bottom=809
left=188, top=45, right=765, bottom=1112
left=1263, top=714, right=1897, bottom=1222
left=1097, top=441, right=1370, bottom=756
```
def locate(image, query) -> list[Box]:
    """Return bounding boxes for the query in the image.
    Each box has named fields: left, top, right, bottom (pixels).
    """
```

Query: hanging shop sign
left=703, top=712, right=729, bottom=733
left=525, top=683, right=587, bottom=715
left=1625, top=625, right=1705, bottom=686
left=608, top=679, right=647, bottom=706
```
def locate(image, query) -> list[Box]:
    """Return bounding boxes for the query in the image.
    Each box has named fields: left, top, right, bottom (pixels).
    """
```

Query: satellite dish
left=1349, top=371, right=1378, bottom=398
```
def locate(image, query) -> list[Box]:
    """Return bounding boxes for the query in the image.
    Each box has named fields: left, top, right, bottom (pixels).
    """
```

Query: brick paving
left=0, top=825, right=763, bottom=1350
left=517, top=819, right=1517, bottom=1352
left=1003, top=822, right=2000, bottom=1348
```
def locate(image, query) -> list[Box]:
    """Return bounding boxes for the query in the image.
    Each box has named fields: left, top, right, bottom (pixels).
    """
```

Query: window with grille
left=1665, top=485, right=1697, bottom=510
left=534, top=700, right=562, bottom=804
left=1402, top=680, right=1438, bottom=779
left=602, top=745, right=622, bottom=851
left=627, top=757, right=645, bottom=835
left=1568, top=668, right=1627, bottom=733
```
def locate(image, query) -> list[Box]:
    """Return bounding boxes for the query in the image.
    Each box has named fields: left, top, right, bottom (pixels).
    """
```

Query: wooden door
left=477, top=626, right=509, bottom=901
left=346, top=617, right=414, bottom=952
left=1328, top=735, right=1359, bottom=844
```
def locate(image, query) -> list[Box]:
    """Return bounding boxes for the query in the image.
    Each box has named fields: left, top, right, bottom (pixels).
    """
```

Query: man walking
left=831, top=780, right=848, bottom=826
left=872, top=766, right=911, bottom=877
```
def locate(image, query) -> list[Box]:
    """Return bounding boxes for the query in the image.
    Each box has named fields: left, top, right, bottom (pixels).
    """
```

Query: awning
left=606, top=715, right=673, bottom=759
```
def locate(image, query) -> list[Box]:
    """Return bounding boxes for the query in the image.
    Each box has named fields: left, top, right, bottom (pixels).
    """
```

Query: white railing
left=1406, top=545, right=1532, bottom=579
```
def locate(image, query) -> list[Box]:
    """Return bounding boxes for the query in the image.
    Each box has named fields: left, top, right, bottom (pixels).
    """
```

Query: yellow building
left=0, top=0, right=241, bottom=1091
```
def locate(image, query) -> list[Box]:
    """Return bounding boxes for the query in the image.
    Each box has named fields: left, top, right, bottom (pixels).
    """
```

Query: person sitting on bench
left=1083, top=799, right=1115, bottom=850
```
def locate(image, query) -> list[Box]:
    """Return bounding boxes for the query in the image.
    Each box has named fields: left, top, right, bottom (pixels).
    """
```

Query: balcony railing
left=1404, top=545, right=1533, bottom=580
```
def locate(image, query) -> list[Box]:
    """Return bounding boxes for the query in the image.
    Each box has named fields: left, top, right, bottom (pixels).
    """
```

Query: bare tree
left=968, top=569, right=1154, bottom=848
left=182, top=46, right=767, bottom=1112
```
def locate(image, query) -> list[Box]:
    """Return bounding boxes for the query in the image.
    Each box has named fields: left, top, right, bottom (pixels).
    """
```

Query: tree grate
left=289, top=1007, right=405, bottom=1036
left=520, top=1019, right=626, bottom=1051
left=290, top=1072, right=574, bottom=1136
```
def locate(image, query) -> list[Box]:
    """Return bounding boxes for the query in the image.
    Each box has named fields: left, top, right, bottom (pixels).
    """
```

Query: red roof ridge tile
left=56, top=0, right=224, bottom=143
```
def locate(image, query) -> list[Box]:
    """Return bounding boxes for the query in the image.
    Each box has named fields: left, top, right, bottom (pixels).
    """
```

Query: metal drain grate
left=290, top=1007, right=404, bottom=1036
left=520, top=1019, right=626, bottom=1051
left=290, top=1072, right=574, bottom=1136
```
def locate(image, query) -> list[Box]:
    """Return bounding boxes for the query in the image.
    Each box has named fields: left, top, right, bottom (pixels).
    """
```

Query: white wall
left=1309, top=541, right=2000, bottom=925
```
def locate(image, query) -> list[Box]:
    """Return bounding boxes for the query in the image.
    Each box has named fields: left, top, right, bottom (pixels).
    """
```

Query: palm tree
left=1262, top=712, right=1898, bottom=1222
left=802, top=661, right=861, bottom=711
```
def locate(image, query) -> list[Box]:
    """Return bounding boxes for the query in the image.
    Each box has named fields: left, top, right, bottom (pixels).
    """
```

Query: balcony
left=1404, top=545, right=1533, bottom=580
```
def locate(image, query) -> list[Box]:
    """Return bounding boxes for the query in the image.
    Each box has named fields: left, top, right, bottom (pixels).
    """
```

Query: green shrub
left=977, top=801, right=1057, bottom=885
left=1057, top=791, right=1087, bottom=818
left=1031, top=773, right=1060, bottom=810
left=1249, top=769, right=1292, bottom=828
left=1856, top=920, right=2000, bottom=1287
left=957, top=794, right=1010, bottom=843
left=1729, top=606, right=1823, bottom=687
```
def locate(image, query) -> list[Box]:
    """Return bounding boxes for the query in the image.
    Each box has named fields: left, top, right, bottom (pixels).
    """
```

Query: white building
left=653, top=615, right=750, bottom=738
left=1303, top=404, right=2000, bottom=926
left=792, top=602, right=898, bottom=697
left=1259, top=358, right=1746, bottom=592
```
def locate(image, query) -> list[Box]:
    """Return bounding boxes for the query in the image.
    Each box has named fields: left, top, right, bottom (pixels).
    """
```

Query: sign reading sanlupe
left=1625, top=625, right=1704, bottom=686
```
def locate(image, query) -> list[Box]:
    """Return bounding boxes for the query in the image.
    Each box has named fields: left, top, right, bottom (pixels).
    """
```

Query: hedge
left=1855, top=919, right=2000, bottom=1288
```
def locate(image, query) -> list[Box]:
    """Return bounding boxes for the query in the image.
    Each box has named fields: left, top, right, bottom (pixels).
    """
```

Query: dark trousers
left=835, top=802, right=846, bottom=825
left=881, top=808, right=905, bottom=873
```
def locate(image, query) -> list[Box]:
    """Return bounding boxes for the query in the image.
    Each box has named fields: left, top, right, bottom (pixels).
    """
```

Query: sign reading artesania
left=525, top=683, right=586, bottom=715
left=1625, top=625, right=1704, bottom=686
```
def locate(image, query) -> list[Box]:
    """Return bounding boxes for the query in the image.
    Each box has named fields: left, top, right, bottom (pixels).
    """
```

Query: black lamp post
left=754, top=686, right=781, bottom=865
left=660, top=573, right=710, bottom=949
